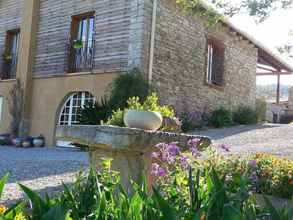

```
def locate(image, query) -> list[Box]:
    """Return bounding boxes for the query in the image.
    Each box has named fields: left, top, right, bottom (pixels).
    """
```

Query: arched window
left=58, top=91, right=95, bottom=125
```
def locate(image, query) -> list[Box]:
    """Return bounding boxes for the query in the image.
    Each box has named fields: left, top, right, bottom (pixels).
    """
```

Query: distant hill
left=256, top=84, right=290, bottom=102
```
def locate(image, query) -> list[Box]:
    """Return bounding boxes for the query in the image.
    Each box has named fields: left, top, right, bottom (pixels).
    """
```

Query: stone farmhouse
left=0, top=0, right=292, bottom=146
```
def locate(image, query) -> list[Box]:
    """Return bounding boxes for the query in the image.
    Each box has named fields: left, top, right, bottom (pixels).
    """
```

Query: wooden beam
left=276, top=72, right=281, bottom=105
left=256, top=72, right=292, bottom=76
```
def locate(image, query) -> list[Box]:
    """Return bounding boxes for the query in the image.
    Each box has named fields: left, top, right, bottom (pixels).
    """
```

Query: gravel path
left=192, top=123, right=293, bottom=159
left=0, top=147, right=88, bottom=204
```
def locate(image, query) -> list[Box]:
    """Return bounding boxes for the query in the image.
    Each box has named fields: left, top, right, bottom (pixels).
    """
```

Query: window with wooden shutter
left=206, top=39, right=225, bottom=86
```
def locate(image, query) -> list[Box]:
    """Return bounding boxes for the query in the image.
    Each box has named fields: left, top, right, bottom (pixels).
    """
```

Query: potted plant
left=33, top=134, right=45, bottom=147
left=123, top=93, right=174, bottom=131
left=22, top=136, right=33, bottom=148
left=12, top=137, right=22, bottom=147
left=73, top=39, right=83, bottom=49
left=2, top=52, right=13, bottom=62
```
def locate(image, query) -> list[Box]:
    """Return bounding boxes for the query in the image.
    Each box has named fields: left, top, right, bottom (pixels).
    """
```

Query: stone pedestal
left=56, top=125, right=211, bottom=191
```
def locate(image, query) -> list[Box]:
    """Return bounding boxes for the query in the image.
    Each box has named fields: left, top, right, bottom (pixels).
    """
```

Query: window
left=206, top=39, right=225, bottom=86
left=0, top=97, right=3, bottom=123
left=59, top=92, right=95, bottom=125
left=1, top=29, right=20, bottom=80
left=69, top=12, right=95, bottom=73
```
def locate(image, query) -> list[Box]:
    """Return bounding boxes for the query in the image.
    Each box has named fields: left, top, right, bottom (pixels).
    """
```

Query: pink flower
left=158, top=167, right=167, bottom=177
left=187, top=138, right=200, bottom=147
left=151, top=152, right=160, bottom=159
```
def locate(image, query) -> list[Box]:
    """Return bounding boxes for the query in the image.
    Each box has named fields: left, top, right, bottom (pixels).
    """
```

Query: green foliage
left=233, top=106, right=258, bottom=125
left=256, top=98, right=267, bottom=122
left=78, top=97, right=111, bottom=125
left=106, top=109, right=125, bottom=127
left=127, top=93, right=175, bottom=118
left=109, top=68, right=151, bottom=111
left=210, top=107, right=233, bottom=128
left=207, top=153, right=293, bottom=199
left=0, top=139, right=9, bottom=146
left=180, top=111, right=210, bottom=132
left=106, top=93, right=175, bottom=127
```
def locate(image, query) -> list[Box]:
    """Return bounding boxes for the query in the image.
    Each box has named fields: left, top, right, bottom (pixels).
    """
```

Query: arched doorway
left=56, top=91, right=95, bottom=147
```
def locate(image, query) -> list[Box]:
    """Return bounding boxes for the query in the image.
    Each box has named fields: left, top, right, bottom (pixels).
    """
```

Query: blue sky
left=230, top=7, right=293, bottom=85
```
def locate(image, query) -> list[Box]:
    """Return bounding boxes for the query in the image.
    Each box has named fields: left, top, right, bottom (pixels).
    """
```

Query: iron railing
left=68, top=40, right=95, bottom=73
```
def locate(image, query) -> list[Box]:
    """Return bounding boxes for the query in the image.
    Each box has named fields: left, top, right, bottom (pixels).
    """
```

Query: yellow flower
left=15, top=212, right=26, bottom=220
left=0, top=204, right=7, bottom=214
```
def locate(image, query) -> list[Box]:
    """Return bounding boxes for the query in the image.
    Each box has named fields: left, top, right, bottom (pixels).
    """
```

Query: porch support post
left=16, top=0, right=40, bottom=136
left=276, top=71, right=281, bottom=105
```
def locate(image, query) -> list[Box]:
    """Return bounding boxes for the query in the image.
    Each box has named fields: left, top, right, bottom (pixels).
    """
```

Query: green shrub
left=256, top=98, right=267, bottom=122
left=0, top=139, right=8, bottom=146
left=210, top=107, right=232, bottom=128
left=106, top=109, right=124, bottom=127
left=233, top=106, right=258, bottom=125
left=78, top=97, right=112, bottom=125
left=180, top=111, right=210, bottom=132
left=109, top=68, right=151, bottom=110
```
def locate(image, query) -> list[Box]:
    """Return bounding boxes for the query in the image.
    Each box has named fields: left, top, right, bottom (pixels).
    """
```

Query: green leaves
left=0, top=173, right=9, bottom=199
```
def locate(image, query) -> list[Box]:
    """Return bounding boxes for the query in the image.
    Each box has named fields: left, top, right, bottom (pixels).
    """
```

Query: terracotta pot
left=33, top=138, right=44, bottom=147
left=124, top=109, right=163, bottom=131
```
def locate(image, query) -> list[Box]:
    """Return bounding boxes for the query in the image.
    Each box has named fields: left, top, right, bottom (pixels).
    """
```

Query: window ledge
left=205, top=82, right=224, bottom=91
left=0, top=78, right=16, bottom=83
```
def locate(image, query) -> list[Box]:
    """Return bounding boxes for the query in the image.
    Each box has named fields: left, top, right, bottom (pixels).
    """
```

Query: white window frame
left=206, top=43, right=214, bottom=84
left=0, top=97, right=3, bottom=123
left=58, top=92, right=95, bottom=126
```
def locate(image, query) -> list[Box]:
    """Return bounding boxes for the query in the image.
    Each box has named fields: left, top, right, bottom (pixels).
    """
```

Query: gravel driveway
left=0, top=147, right=88, bottom=204
left=192, top=123, right=293, bottom=159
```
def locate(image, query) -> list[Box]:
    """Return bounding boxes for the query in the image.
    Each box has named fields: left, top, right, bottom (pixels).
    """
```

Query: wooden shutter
left=212, top=43, right=225, bottom=85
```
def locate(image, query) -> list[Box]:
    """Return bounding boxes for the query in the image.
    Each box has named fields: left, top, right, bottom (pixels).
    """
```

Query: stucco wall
left=0, top=0, right=23, bottom=72
left=150, top=0, right=257, bottom=114
left=29, top=73, right=117, bottom=146
left=0, top=80, right=16, bottom=134
left=33, top=0, right=145, bottom=76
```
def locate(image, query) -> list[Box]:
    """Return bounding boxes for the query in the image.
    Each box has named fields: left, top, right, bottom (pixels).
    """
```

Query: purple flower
left=158, top=167, right=167, bottom=177
left=249, top=160, right=257, bottom=168
left=190, top=147, right=201, bottom=157
left=155, top=142, right=169, bottom=150
left=187, top=138, right=200, bottom=148
left=167, top=142, right=180, bottom=156
left=151, top=163, right=160, bottom=176
left=151, top=163, right=167, bottom=177
left=179, top=155, right=190, bottom=169
left=218, top=144, right=230, bottom=152
left=249, top=171, right=258, bottom=183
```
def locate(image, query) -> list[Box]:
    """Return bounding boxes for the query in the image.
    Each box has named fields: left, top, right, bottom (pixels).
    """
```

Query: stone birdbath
left=56, top=125, right=211, bottom=191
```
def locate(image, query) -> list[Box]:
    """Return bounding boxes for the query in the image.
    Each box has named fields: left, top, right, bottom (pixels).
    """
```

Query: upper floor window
left=206, top=39, right=225, bottom=86
left=1, top=29, right=20, bottom=80
left=69, top=12, right=95, bottom=73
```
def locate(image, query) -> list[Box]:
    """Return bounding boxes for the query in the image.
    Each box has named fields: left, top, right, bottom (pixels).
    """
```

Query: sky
left=229, top=6, right=293, bottom=86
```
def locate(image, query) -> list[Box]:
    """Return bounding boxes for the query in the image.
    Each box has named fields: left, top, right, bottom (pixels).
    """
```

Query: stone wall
left=150, top=0, right=257, bottom=114
left=33, top=0, right=145, bottom=76
left=0, top=0, right=24, bottom=72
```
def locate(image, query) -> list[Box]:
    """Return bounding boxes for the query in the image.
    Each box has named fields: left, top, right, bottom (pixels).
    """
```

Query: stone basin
left=56, top=125, right=211, bottom=191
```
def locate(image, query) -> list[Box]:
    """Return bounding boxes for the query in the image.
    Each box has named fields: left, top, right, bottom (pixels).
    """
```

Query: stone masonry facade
left=0, top=0, right=23, bottom=71
left=0, top=0, right=259, bottom=144
left=149, top=0, right=257, bottom=114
